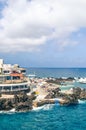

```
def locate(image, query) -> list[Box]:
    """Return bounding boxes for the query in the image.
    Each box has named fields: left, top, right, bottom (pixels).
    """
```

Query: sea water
left=0, top=104, right=86, bottom=130
left=27, top=68, right=86, bottom=78
left=0, top=68, right=86, bottom=130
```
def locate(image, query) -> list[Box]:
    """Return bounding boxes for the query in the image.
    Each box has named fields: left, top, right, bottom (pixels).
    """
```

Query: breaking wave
left=78, top=100, right=86, bottom=104
left=32, top=104, right=55, bottom=111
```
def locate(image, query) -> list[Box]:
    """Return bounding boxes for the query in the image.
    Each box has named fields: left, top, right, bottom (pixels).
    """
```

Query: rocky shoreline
left=0, top=86, right=86, bottom=112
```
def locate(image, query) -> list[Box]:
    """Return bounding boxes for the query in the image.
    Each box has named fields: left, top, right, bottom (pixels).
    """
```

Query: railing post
left=11, top=86, right=12, bottom=91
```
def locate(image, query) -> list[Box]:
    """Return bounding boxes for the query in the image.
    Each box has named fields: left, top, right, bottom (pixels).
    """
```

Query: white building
left=0, top=59, right=29, bottom=94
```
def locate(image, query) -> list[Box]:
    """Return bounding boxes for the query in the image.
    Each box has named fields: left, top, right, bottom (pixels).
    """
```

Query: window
left=12, top=86, right=19, bottom=89
left=25, top=85, right=28, bottom=88
left=0, top=87, right=2, bottom=90
left=4, top=70, right=10, bottom=74
left=6, top=76, right=11, bottom=80
left=21, top=70, right=26, bottom=73
left=3, top=86, right=11, bottom=90
left=20, top=85, right=24, bottom=88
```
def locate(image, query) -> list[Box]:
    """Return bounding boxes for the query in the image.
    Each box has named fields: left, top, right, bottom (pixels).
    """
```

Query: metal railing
left=0, top=79, right=28, bottom=84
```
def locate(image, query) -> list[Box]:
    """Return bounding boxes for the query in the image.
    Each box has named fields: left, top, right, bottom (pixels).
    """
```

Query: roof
left=10, top=73, right=24, bottom=77
left=18, top=68, right=26, bottom=70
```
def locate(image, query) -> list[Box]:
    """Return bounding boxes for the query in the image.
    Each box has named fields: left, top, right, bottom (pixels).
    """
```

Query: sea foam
left=78, top=100, right=86, bottom=104
left=32, top=104, right=54, bottom=111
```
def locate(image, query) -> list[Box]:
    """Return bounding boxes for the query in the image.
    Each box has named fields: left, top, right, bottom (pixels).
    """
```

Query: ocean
left=27, top=68, right=86, bottom=78
left=0, top=68, right=86, bottom=130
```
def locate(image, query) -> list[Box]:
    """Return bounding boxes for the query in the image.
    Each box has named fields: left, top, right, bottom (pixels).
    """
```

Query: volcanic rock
left=80, top=89, right=86, bottom=100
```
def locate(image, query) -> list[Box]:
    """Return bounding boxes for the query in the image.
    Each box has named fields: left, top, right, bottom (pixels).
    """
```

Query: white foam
left=9, top=108, right=15, bottom=112
left=0, top=108, right=16, bottom=114
left=32, top=104, right=54, bottom=111
left=78, top=99, right=86, bottom=104
left=32, top=106, right=45, bottom=111
left=43, top=104, right=54, bottom=110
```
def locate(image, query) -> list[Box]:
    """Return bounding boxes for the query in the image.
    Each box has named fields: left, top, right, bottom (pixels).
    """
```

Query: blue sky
left=0, top=0, right=86, bottom=67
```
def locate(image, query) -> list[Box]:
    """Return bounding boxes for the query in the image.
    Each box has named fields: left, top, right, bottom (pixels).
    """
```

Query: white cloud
left=0, top=0, right=86, bottom=52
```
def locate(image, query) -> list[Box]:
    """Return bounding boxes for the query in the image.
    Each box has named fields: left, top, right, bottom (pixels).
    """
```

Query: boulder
left=28, top=92, right=37, bottom=100
left=0, top=99, right=7, bottom=110
left=80, top=89, right=86, bottom=100
left=14, top=92, right=29, bottom=103
left=60, top=94, right=78, bottom=105
left=45, top=87, right=61, bottom=99
left=3, top=99, right=13, bottom=110
left=14, top=92, right=36, bottom=111
left=0, top=98, right=13, bottom=110
left=15, top=101, right=32, bottom=111
left=72, top=87, right=82, bottom=98
left=45, top=88, right=66, bottom=99
left=67, top=77, right=75, bottom=80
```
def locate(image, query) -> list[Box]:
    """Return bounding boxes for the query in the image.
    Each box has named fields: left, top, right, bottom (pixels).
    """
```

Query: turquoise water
left=1, top=68, right=86, bottom=130
left=0, top=104, right=86, bottom=130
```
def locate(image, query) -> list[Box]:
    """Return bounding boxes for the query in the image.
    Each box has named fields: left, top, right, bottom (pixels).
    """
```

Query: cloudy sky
left=0, top=0, right=86, bottom=67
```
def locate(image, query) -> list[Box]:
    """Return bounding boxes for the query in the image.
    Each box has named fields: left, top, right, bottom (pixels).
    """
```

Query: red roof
left=10, top=73, right=23, bottom=77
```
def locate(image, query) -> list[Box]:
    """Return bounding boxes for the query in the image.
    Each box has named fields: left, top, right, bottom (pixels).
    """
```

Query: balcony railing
left=0, top=79, right=28, bottom=84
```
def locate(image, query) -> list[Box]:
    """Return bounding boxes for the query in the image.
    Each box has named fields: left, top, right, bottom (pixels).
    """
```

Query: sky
left=0, top=0, right=86, bottom=67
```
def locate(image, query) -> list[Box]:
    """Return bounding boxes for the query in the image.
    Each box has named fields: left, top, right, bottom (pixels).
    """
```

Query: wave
left=0, top=100, right=86, bottom=114
left=32, top=104, right=55, bottom=111
left=0, top=105, right=54, bottom=114
left=0, top=108, right=16, bottom=114
left=78, top=100, right=86, bottom=104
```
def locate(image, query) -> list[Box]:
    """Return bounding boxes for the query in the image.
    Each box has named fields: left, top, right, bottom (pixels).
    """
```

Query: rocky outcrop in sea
left=0, top=87, right=86, bottom=111
left=0, top=92, right=36, bottom=112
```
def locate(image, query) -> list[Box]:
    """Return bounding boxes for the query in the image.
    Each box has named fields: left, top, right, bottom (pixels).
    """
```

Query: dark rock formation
left=15, top=102, right=32, bottom=111
left=0, top=92, right=36, bottom=111
left=1, top=86, right=86, bottom=111
left=14, top=92, right=36, bottom=111
left=45, top=87, right=64, bottom=99
left=66, top=77, right=75, bottom=80
left=70, top=87, right=86, bottom=100
left=46, top=77, right=75, bottom=85
left=45, top=87, right=78, bottom=105
left=0, top=98, right=14, bottom=110
left=72, top=87, right=82, bottom=98
left=60, top=94, right=78, bottom=105
left=80, top=89, right=86, bottom=100
left=14, top=92, right=29, bottom=104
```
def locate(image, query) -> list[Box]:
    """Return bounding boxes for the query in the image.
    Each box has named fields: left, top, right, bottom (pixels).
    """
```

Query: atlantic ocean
left=0, top=68, right=86, bottom=130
